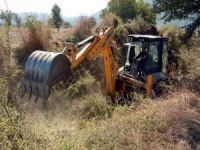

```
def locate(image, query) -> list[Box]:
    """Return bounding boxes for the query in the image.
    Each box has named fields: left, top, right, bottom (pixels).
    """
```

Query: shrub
left=158, top=25, right=185, bottom=71
left=73, top=16, right=96, bottom=42
left=158, top=24, right=184, bottom=54
left=81, top=93, right=112, bottom=119
left=99, top=14, right=122, bottom=28
left=65, top=34, right=76, bottom=43
left=0, top=76, right=26, bottom=149
left=14, top=16, right=51, bottom=66
left=114, top=24, right=128, bottom=45
left=125, top=18, right=159, bottom=35
left=64, top=71, right=96, bottom=99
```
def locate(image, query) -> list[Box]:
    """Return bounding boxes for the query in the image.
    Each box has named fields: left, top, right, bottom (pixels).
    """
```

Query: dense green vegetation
left=101, top=0, right=156, bottom=24
left=153, top=0, right=200, bottom=41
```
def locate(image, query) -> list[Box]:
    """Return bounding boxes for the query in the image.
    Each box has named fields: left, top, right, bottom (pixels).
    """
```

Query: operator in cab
left=136, top=43, right=148, bottom=76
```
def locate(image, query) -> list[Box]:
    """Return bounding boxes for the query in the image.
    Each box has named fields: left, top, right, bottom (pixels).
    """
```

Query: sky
left=0, top=0, right=109, bottom=17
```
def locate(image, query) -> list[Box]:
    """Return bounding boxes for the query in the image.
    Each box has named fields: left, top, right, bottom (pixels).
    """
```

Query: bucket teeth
left=21, top=50, right=72, bottom=101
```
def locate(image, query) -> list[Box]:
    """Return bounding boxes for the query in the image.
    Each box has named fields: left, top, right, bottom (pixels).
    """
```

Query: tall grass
left=0, top=78, right=26, bottom=149
left=14, top=16, right=51, bottom=66
left=0, top=34, right=5, bottom=75
left=22, top=90, right=199, bottom=149
left=73, top=16, right=96, bottom=41
left=81, top=93, right=112, bottom=120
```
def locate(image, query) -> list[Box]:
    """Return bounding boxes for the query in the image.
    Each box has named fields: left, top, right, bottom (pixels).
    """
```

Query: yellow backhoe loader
left=20, top=26, right=171, bottom=103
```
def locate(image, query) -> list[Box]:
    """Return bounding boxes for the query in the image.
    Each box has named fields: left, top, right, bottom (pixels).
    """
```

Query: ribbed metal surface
left=21, top=50, right=71, bottom=100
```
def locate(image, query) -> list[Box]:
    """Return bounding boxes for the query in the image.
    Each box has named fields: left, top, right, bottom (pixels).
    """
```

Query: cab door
left=144, top=40, right=162, bottom=74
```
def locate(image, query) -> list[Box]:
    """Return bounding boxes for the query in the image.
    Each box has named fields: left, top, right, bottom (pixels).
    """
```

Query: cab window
left=132, top=41, right=142, bottom=56
left=145, top=41, right=161, bottom=73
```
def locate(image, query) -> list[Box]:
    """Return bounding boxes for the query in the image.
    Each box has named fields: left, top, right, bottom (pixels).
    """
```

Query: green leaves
left=103, top=0, right=156, bottom=24
left=51, top=4, right=63, bottom=31
left=13, top=13, right=22, bottom=29
left=136, top=0, right=156, bottom=24
left=25, top=16, right=42, bottom=34
left=0, top=10, right=13, bottom=27
left=153, top=0, right=200, bottom=40
left=108, top=0, right=137, bottom=22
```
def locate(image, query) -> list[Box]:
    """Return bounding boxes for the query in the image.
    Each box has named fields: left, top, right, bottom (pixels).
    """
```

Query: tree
left=136, top=0, right=156, bottom=24
left=0, top=10, right=13, bottom=26
left=100, top=8, right=110, bottom=18
left=13, top=13, right=22, bottom=29
left=51, top=4, right=63, bottom=31
left=108, top=0, right=137, bottom=22
left=102, top=0, right=156, bottom=24
left=153, top=0, right=200, bottom=40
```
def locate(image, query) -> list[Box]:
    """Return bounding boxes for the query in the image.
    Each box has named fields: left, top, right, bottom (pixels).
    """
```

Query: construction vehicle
left=20, top=26, right=170, bottom=103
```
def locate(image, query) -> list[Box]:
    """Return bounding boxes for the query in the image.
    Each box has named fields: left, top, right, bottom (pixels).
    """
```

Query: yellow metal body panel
left=63, top=27, right=117, bottom=97
left=146, top=74, right=154, bottom=97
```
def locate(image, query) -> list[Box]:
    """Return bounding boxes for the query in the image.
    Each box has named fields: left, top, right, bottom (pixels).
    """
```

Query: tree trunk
left=183, top=16, right=200, bottom=41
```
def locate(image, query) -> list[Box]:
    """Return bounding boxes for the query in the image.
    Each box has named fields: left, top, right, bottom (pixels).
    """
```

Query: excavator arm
left=63, top=26, right=117, bottom=96
left=20, top=27, right=118, bottom=100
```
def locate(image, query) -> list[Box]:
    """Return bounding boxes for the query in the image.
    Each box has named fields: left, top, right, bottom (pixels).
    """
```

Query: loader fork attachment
left=20, top=50, right=72, bottom=100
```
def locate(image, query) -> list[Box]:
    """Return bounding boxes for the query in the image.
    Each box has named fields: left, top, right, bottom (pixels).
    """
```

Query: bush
left=99, top=14, right=122, bottom=28
left=125, top=18, right=159, bottom=35
left=159, top=24, right=184, bottom=54
left=64, top=71, right=96, bottom=99
left=65, top=34, right=76, bottom=43
left=158, top=25, right=186, bottom=72
left=114, top=24, right=128, bottom=45
left=81, top=93, right=112, bottom=119
left=14, top=16, right=51, bottom=66
left=73, top=16, right=96, bottom=42
left=0, top=76, right=26, bottom=149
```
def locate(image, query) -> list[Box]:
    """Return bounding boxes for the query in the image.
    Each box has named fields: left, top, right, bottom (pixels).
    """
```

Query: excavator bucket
left=20, top=50, right=72, bottom=101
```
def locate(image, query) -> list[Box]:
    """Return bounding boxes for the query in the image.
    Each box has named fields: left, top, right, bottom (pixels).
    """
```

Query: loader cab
left=124, top=35, right=168, bottom=81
